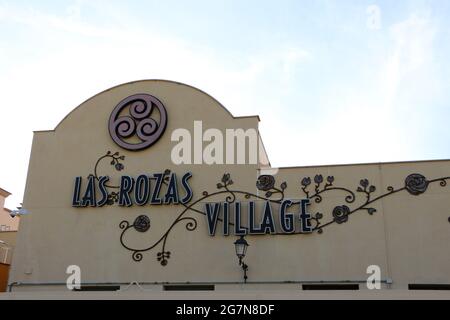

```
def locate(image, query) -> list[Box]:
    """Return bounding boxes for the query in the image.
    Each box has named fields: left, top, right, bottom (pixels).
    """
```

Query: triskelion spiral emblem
left=108, top=94, right=168, bottom=151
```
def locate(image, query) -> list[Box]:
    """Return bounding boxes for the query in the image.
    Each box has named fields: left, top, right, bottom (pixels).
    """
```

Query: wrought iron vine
left=90, top=151, right=450, bottom=265
left=91, top=151, right=125, bottom=205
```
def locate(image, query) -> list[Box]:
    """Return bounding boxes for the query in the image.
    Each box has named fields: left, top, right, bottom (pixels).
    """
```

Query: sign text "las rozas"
left=72, top=172, right=193, bottom=207
left=71, top=172, right=313, bottom=235
left=205, top=199, right=313, bottom=236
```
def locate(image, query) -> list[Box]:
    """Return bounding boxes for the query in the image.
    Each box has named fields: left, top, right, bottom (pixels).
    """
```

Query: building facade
left=7, top=80, right=450, bottom=295
left=0, top=187, right=18, bottom=292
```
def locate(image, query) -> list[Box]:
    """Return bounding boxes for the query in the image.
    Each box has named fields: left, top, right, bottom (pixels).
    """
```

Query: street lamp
left=234, top=236, right=249, bottom=283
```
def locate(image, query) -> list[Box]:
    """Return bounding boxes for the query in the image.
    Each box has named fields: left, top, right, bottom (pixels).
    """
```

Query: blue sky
left=1, top=0, right=449, bottom=207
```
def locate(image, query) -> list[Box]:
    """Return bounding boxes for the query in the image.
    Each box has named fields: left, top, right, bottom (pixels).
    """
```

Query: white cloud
left=381, top=13, right=436, bottom=108
left=258, top=12, right=440, bottom=167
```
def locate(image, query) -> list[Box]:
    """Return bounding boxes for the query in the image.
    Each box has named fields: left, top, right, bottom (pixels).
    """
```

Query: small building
left=0, top=187, right=19, bottom=292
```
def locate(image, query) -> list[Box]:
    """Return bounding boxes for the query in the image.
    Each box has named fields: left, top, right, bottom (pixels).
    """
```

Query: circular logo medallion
left=108, top=94, right=167, bottom=151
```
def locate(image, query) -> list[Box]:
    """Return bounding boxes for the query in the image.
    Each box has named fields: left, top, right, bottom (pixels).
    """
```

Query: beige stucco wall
left=0, top=215, right=19, bottom=232
left=0, top=191, right=19, bottom=232
left=8, top=80, right=450, bottom=294
left=260, top=161, right=450, bottom=289
left=0, top=232, right=17, bottom=249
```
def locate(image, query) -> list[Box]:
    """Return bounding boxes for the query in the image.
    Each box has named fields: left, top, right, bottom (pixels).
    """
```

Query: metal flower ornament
left=404, top=173, right=429, bottom=195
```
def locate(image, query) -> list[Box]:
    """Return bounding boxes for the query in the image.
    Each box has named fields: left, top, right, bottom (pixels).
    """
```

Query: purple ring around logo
left=108, top=94, right=168, bottom=151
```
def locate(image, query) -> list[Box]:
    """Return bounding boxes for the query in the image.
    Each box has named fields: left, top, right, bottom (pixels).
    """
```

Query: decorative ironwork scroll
left=90, top=151, right=450, bottom=265
left=119, top=173, right=450, bottom=265
left=91, top=151, right=125, bottom=205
